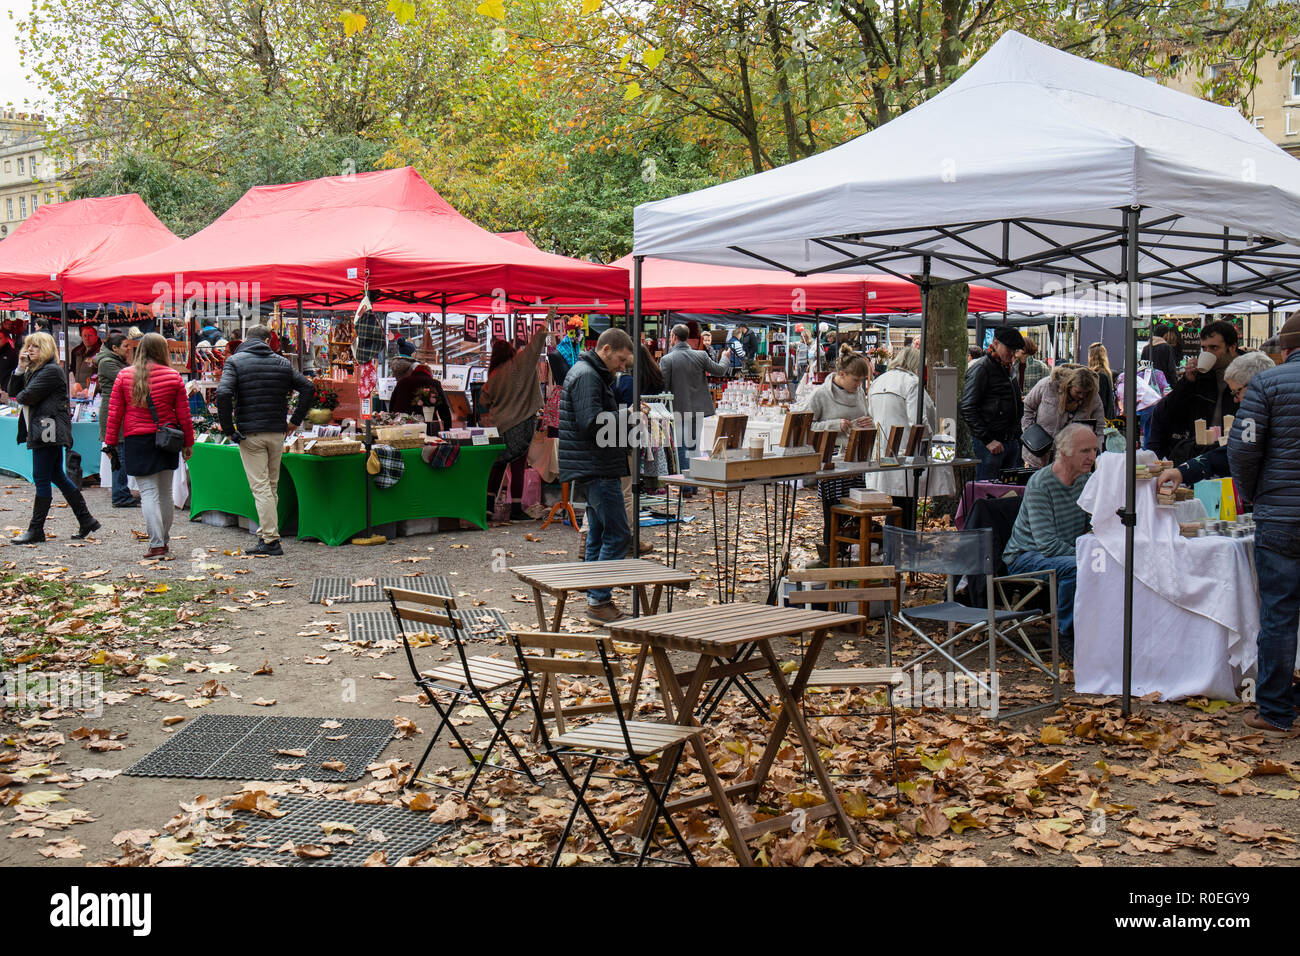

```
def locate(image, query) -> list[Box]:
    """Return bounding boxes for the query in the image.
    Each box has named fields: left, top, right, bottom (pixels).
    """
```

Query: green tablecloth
left=187, top=440, right=503, bottom=546
left=280, top=443, right=503, bottom=545
left=186, top=441, right=298, bottom=532
left=0, top=416, right=104, bottom=482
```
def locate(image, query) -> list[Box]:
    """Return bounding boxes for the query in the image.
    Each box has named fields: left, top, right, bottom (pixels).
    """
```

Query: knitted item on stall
left=370, top=444, right=405, bottom=489
left=421, top=439, right=460, bottom=469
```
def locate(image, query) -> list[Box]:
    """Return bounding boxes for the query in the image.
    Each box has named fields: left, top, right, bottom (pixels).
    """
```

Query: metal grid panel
left=190, top=795, right=456, bottom=867
left=124, top=715, right=395, bottom=781
left=346, top=607, right=510, bottom=644
left=309, top=576, right=451, bottom=605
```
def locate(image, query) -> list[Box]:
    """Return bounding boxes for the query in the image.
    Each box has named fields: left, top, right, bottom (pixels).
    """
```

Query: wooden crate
left=687, top=451, right=822, bottom=482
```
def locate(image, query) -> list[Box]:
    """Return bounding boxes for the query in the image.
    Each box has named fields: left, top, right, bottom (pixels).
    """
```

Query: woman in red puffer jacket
left=104, top=333, right=195, bottom=558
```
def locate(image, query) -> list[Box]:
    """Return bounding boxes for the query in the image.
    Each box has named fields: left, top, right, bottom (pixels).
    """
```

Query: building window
left=16, top=158, right=23, bottom=175
left=5, top=199, right=11, bottom=220
left=31, top=193, right=38, bottom=210
left=1292, top=63, right=1300, bottom=100
left=29, top=156, right=36, bottom=175
left=19, top=197, right=26, bottom=218
left=45, top=192, right=52, bottom=204
left=2, top=161, right=9, bottom=173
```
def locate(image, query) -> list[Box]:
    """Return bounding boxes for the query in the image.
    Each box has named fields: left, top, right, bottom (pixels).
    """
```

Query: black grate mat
left=190, top=795, right=457, bottom=867
left=309, top=576, right=451, bottom=605
left=346, top=607, right=511, bottom=644
left=124, top=715, right=395, bottom=781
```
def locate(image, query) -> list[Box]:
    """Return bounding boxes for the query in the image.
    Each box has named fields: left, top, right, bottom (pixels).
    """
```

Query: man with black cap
left=1228, top=315, right=1300, bottom=736
left=961, top=326, right=1026, bottom=480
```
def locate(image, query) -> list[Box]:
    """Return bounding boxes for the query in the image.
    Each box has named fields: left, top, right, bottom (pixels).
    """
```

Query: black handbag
left=1021, top=422, right=1054, bottom=457
left=146, top=392, right=186, bottom=454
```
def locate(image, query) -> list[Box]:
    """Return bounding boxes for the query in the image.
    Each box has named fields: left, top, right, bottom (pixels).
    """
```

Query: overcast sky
left=1, top=0, right=50, bottom=112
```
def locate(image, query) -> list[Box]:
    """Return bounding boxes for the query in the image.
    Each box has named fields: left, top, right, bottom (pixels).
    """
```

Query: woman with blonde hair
left=104, top=332, right=194, bottom=557
left=864, top=346, right=955, bottom=507
left=1087, top=342, right=1116, bottom=420
left=8, top=331, right=101, bottom=543
left=1020, top=364, right=1105, bottom=468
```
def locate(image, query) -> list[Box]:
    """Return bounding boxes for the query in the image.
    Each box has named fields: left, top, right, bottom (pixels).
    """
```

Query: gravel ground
left=2, top=478, right=1298, bottom=868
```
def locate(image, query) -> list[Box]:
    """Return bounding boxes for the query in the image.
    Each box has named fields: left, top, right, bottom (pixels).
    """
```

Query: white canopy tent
left=631, top=29, right=1300, bottom=714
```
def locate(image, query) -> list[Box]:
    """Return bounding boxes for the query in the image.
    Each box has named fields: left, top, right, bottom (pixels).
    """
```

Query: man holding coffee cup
left=1148, top=320, right=1240, bottom=461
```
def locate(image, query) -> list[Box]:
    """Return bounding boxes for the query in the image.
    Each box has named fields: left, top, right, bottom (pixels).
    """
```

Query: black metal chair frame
left=883, top=526, right=1062, bottom=720
left=386, top=586, right=537, bottom=798
left=510, top=630, right=697, bottom=867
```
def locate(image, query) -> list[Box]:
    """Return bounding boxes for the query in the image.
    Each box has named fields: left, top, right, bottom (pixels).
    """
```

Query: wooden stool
left=830, top=503, right=902, bottom=569
left=540, top=481, right=580, bottom=532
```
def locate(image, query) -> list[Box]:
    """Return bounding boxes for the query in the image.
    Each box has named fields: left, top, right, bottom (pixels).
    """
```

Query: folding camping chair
left=881, top=525, right=1061, bottom=719
left=510, top=630, right=701, bottom=867
left=385, top=586, right=536, bottom=797
left=786, top=566, right=905, bottom=791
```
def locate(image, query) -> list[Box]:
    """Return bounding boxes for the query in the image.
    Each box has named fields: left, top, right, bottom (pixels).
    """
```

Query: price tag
left=360, top=397, right=371, bottom=421
left=472, top=434, right=488, bottom=446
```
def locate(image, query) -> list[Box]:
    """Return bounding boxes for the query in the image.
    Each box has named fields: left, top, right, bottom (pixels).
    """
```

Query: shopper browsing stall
left=9, top=332, right=101, bottom=543
left=961, top=326, right=1025, bottom=479
left=95, top=332, right=136, bottom=508
left=1149, top=320, right=1241, bottom=462
left=1020, top=365, right=1105, bottom=469
left=558, top=328, right=635, bottom=624
left=103, top=334, right=194, bottom=558
left=864, top=346, right=954, bottom=507
left=481, top=327, right=548, bottom=522
left=1157, top=352, right=1277, bottom=492
left=1227, top=316, right=1300, bottom=734
left=216, top=325, right=315, bottom=557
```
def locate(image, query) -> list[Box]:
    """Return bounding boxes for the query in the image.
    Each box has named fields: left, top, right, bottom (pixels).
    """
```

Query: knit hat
left=992, top=326, right=1025, bottom=351
left=1277, top=313, right=1300, bottom=351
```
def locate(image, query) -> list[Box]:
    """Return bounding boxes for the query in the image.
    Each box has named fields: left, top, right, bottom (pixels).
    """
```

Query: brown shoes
left=1243, top=713, right=1300, bottom=736
left=585, top=603, right=627, bottom=626
left=144, top=546, right=169, bottom=559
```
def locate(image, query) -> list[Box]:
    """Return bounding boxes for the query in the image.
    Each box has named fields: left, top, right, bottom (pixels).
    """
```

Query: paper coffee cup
left=1196, top=350, right=1216, bottom=373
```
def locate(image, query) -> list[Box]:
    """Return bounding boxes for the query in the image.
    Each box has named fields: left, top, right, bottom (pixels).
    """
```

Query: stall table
left=609, top=603, right=863, bottom=867
left=187, top=440, right=503, bottom=545
left=0, top=417, right=103, bottom=482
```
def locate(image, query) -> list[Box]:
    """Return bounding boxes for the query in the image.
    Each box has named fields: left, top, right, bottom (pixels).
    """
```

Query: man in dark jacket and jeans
left=216, top=325, right=314, bottom=556
left=961, top=326, right=1025, bottom=479
left=1228, top=315, right=1300, bottom=736
left=559, top=328, right=635, bottom=624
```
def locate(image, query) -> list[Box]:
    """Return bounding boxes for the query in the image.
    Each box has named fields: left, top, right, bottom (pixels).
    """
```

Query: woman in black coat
left=8, top=332, right=100, bottom=543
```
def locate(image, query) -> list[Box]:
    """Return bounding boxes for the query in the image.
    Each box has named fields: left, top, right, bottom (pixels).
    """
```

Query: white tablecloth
left=1073, top=532, right=1257, bottom=700
left=1072, top=452, right=1260, bottom=701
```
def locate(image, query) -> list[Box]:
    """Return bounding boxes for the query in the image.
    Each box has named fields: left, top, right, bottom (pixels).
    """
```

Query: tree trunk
left=925, top=281, right=972, bottom=460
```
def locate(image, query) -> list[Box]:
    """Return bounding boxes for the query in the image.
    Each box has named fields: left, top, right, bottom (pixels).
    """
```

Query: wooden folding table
left=609, top=603, right=863, bottom=866
left=510, top=559, right=694, bottom=732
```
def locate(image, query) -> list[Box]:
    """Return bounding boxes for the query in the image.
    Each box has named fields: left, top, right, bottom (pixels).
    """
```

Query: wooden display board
left=845, top=425, right=877, bottom=462
left=714, top=414, right=748, bottom=450
left=779, top=411, right=813, bottom=449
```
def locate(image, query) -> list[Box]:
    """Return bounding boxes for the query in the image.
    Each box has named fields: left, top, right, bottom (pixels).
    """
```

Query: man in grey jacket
left=659, top=324, right=731, bottom=494
left=1228, top=314, right=1300, bottom=735
left=216, top=325, right=314, bottom=556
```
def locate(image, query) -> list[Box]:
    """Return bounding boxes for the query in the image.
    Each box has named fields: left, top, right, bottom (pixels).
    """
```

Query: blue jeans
left=971, top=436, right=1021, bottom=480
left=32, top=446, right=78, bottom=499
left=111, top=440, right=132, bottom=506
left=1253, top=522, right=1300, bottom=729
left=1006, top=550, right=1077, bottom=636
left=1138, top=408, right=1155, bottom=449
left=581, top=478, right=631, bottom=606
left=676, top=443, right=697, bottom=494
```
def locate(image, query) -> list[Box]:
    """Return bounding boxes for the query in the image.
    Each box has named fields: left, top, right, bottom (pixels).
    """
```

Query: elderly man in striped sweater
left=1002, top=422, right=1099, bottom=662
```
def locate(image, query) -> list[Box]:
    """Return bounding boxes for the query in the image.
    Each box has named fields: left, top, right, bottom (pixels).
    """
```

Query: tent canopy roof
left=633, top=31, right=1300, bottom=306
left=0, top=194, right=179, bottom=301
left=65, top=167, right=629, bottom=307
left=611, top=254, right=1006, bottom=313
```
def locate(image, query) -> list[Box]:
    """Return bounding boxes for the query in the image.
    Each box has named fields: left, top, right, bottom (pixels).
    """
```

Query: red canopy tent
left=604, top=254, right=1007, bottom=314
left=64, top=168, right=629, bottom=308
left=495, top=231, right=541, bottom=250
left=0, top=194, right=179, bottom=302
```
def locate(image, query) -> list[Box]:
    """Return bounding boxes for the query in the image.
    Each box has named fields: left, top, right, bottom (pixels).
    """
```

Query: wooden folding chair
left=510, top=630, right=701, bottom=867
left=385, top=586, right=536, bottom=797
left=787, top=565, right=904, bottom=791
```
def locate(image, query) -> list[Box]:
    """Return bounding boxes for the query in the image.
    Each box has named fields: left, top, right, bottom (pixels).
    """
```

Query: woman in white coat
left=864, top=347, right=956, bottom=508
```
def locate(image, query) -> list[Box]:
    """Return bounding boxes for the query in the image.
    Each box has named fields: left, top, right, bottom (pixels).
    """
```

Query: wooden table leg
left=529, top=586, right=568, bottom=740
left=753, top=634, right=855, bottom=842
left=636, top=647, right=754, bottom=867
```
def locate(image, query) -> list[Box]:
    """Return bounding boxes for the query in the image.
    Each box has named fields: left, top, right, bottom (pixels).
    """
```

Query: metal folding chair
left=787, top=565, right=905, bottom=792
left=881, top=526, right=1061, bottom=719
left=510, top=630, right=700, bottom=867
left=385, top=586, right=536, bottom=797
